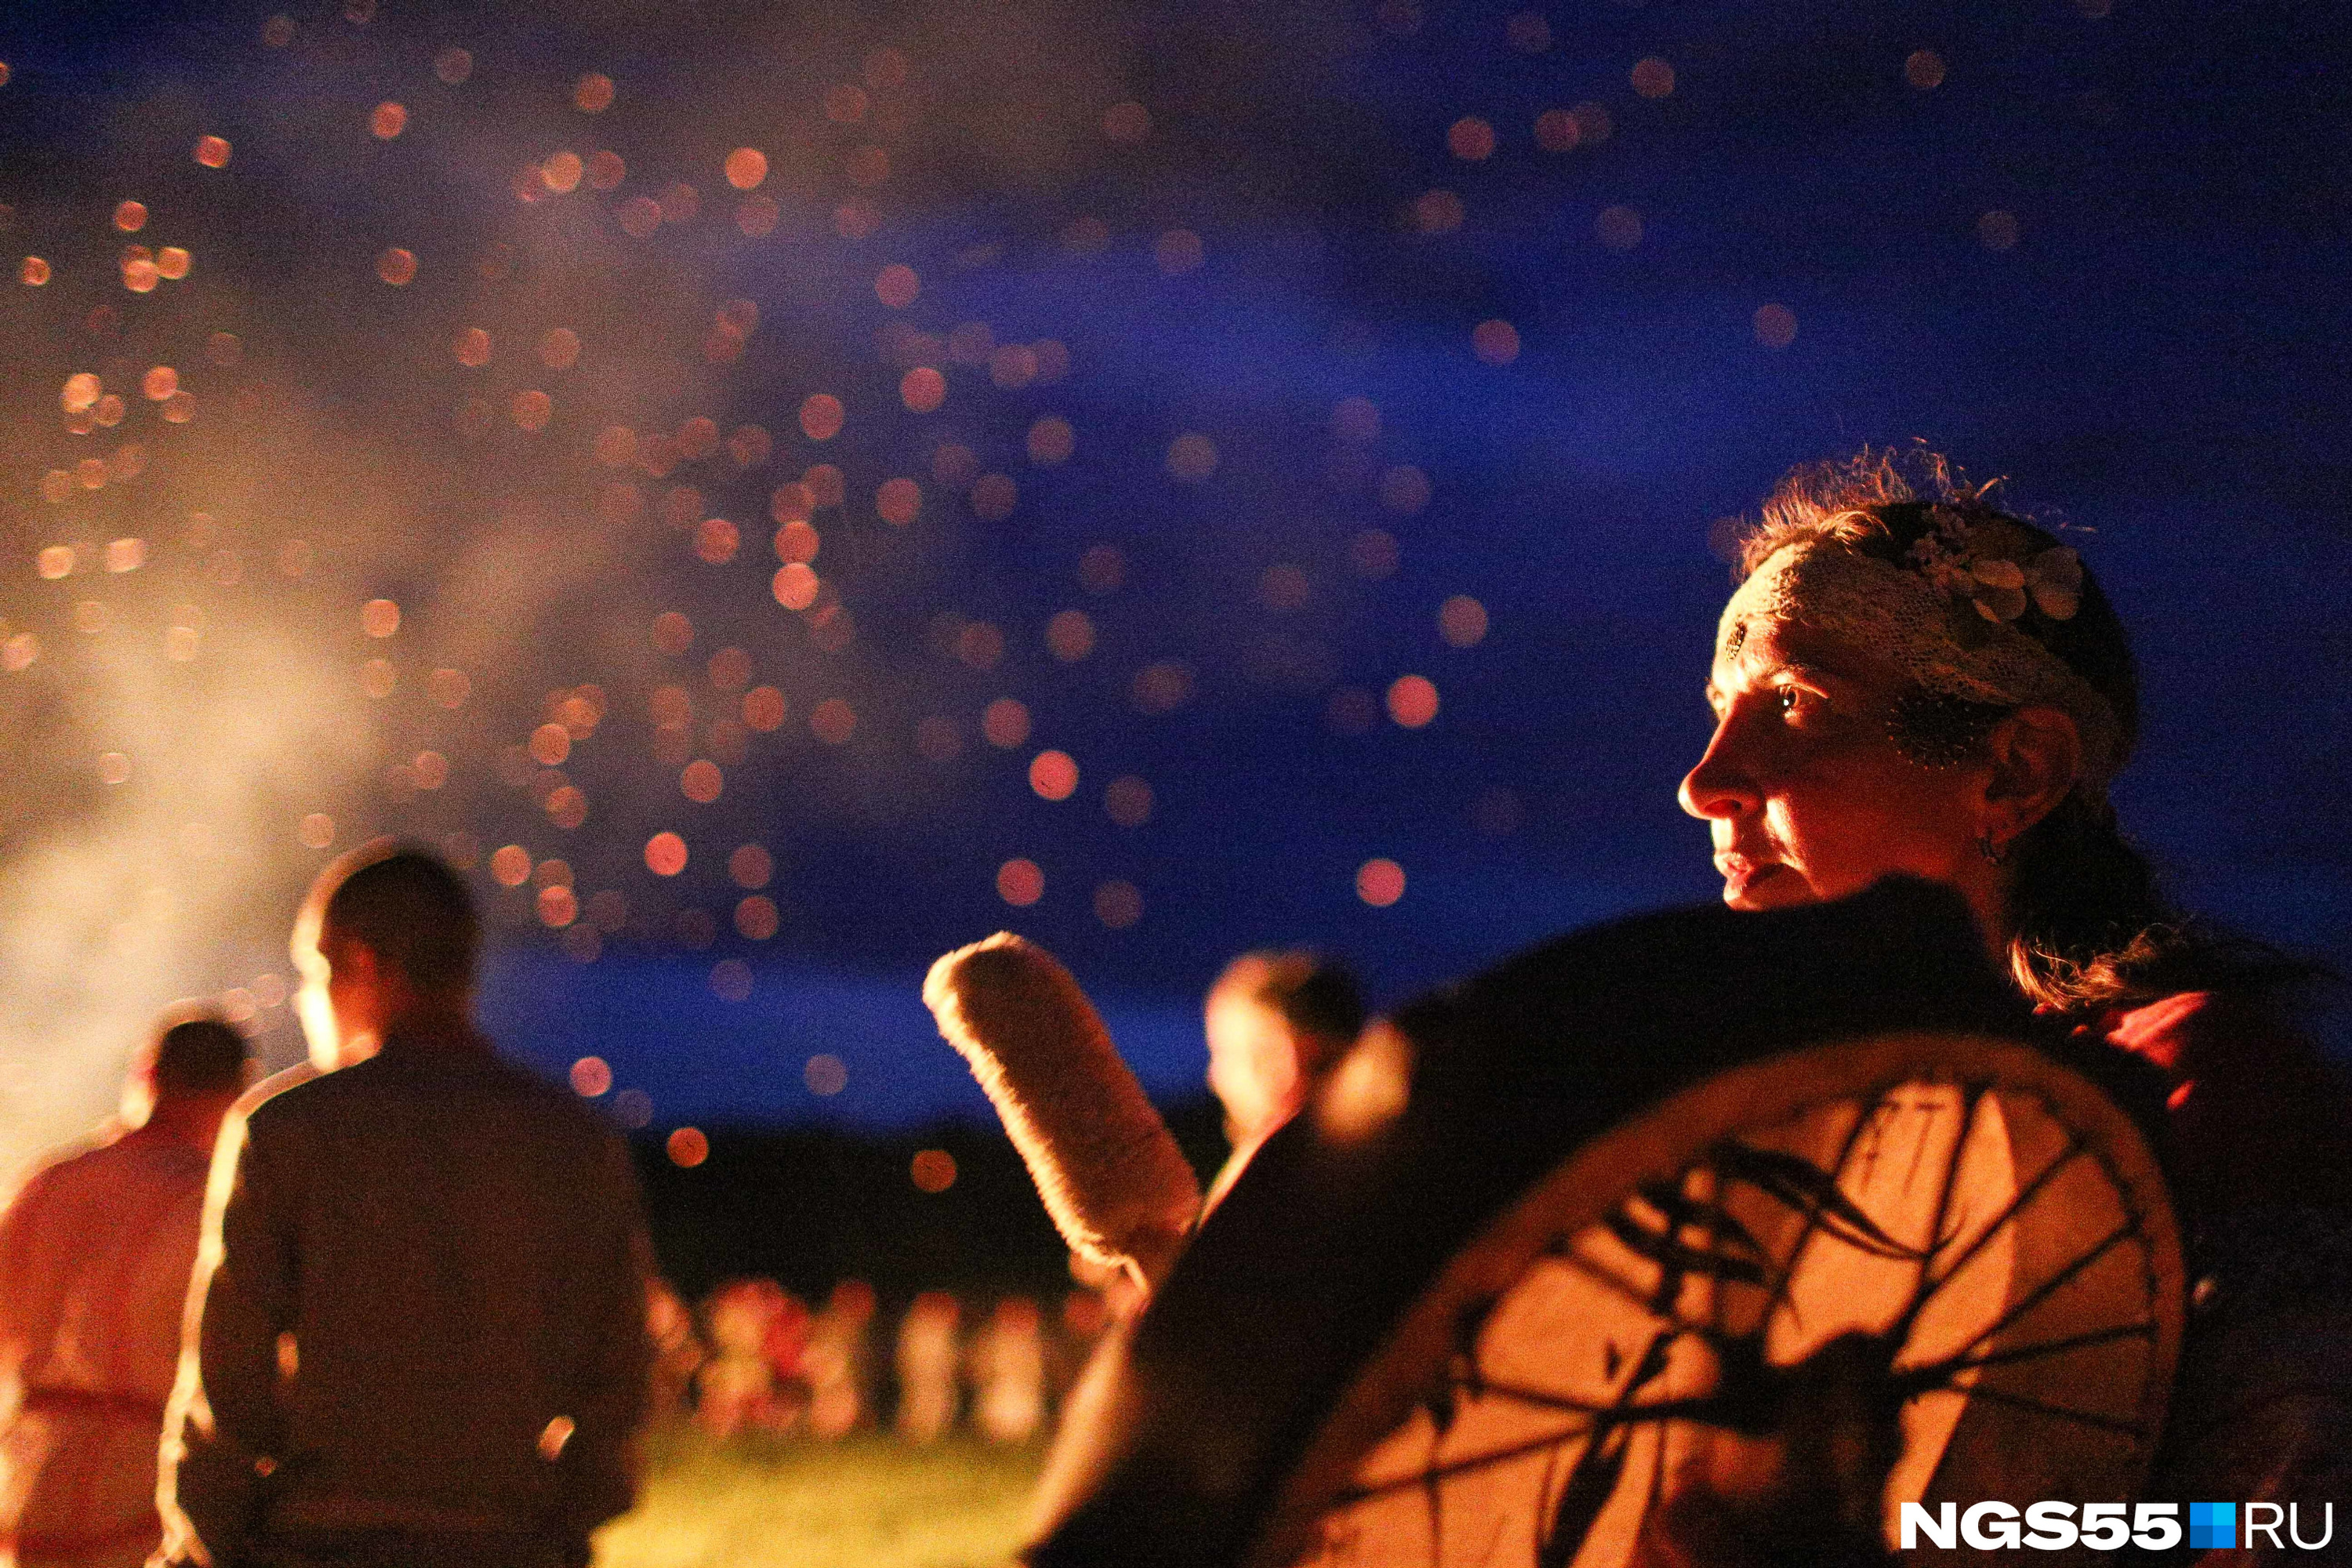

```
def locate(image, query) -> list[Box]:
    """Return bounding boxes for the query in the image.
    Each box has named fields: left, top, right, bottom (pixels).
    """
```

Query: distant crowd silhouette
left=655, top=1276, right=1113, bottom=1449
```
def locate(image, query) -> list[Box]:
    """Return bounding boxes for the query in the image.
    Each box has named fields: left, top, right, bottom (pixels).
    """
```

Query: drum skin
left=1026, top=878, right=2181, bottom=1568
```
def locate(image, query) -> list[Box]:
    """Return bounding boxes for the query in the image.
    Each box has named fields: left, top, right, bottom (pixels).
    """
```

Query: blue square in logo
left=2190, top=1501, right=2236, bottom=1550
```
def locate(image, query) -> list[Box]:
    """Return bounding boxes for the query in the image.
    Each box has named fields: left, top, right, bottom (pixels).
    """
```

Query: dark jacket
left=162, top=1023, right=652, bottom=1566
left=2091, top=990, right=2352, bottom=1564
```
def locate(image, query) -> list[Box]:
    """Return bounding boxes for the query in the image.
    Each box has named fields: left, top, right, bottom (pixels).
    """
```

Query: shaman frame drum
left=1029, top=879, right=2183, bottom=1568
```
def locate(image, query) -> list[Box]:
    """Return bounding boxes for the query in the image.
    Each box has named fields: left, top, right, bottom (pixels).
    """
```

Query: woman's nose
left=1679, top=719, right=1762, bottom=821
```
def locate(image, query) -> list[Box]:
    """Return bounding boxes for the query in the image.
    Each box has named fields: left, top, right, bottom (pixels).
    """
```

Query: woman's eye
left=1776, top=687, right=1817, bottom=720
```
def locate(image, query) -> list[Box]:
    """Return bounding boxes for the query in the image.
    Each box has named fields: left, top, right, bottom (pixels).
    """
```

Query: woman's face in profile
left=1679, top=615, right=1998, bottom=917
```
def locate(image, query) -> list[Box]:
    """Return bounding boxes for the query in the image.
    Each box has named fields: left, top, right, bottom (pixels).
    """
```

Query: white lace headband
left=1718, top=524, right=2125, bottom=792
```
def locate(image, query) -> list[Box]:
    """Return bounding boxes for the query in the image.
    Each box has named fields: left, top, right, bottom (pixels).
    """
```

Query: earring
left=1978, top=830, right=2007, bottom=866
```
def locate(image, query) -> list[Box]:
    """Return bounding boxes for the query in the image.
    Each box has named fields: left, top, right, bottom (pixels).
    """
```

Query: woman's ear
left=1984, top=706, right=2083, bottom=844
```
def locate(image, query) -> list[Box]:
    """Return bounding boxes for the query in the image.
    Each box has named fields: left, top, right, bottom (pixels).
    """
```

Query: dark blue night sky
left=2, top=0, right=2346, bottom=1147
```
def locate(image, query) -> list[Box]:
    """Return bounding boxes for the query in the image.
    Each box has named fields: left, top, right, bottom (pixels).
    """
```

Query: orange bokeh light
left=1356, top=858, right=1406, bottom=907
left=771, top=481, right=815, bottom=524
left=1029, top=750, right=1079, bottom=800
left=544, top=786, right=588, bottom=831
left=1155, top=228, right=1204, bottom=275
left=729, top=844, right=775, bottom=888
left=1472, top=319, right=1520, bottom=365
left=1534, top=107, right=1581, bottom=153
left=644, top=832, right=688, bottom=877
left=772, top=564, right=818, bottom=610
left=1379, top=466, right=1431, bottom=516
left=1597, top=205, right=1643, bottom=252
left=707, top=646, right=753, bottom=691
left=1438, top=595, right=1489, bottom=648
left=735, top=895, right=779, bottom=940
left=875, top=477, right=920, bottom=527
left=1027, top=416, right=1076, bottom=465
left=1104, top=775, right=1152, bottom=827
left=1446, top=116, right=1497, bottom=160
left=537, top=885, right=579, bottom=927
left=900, top=366, right=946, bottom=413
left=996, top=858, right=1044, bottom=906
left=970, top=474, right=1017, bottom=521
left=810, top=698, right=856, bottom=745
left=1044, top=609, right=1095, bottom=662
left=1093, top=880, right=1143, bottom=929
left=710, top=960, right=753, bottom=1002
left=910, top=1149, right=956, bottom=1192
left=982, top=698, right=1031, bottom=750
left=773, top=521, right=819, bottom=562
left=800, top=394, right=844, bottom=441
left=1165, top=433, right=1218, bottom=481
left=1387, top=674, right=1439, bottom=728
left=724, top=147, right=768, bottom=190
left=742, top=685, right=786, bottom=731
left=694, top=517, right=739, bottom=564
left=825, top=83, right=869, bottom=123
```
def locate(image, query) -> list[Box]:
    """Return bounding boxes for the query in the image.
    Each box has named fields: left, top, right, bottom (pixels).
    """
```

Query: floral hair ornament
left=1904, top=508, right=2085, bottom=626
left=1716, top=507, right=2124, bottom=794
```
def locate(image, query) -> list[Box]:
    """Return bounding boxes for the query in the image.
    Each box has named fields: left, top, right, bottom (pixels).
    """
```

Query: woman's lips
left=1714, top=852, right=1783, bottom=899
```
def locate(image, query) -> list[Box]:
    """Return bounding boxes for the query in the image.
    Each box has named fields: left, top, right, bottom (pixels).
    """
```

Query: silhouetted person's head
left=1203, top=951, right=1366, bottom=1147
left=125, top=1010, right=252, bottom=1145
left=293, top=840, right=481, bottom=1064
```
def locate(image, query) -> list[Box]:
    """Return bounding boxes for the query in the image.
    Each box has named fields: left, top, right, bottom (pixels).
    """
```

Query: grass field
left=595, top=1425, right=1045, bottom=1568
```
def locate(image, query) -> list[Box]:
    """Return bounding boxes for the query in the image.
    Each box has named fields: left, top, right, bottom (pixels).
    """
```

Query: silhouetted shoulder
left=243, top=1040, right=615, bottom=1149
left=238, top=1058, right=342, bottom=1138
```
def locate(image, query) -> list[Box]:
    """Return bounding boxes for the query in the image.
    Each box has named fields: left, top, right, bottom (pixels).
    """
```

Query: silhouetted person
left=694, top=1277, right=800, bottom=1438
left=895, top=1292, right=961, bottom=1443
left=1200, top=951, right=1364, bottom=1210
left=158, top=843, right=653, bottom=1568
left=968, top=1297, right=1047, bottom=1445
left=802, top=1279, right=877, bottom=1439
left=644, top=1281, right=703, bottom=1424
left=0, top=1013, right=248, bottom=1568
